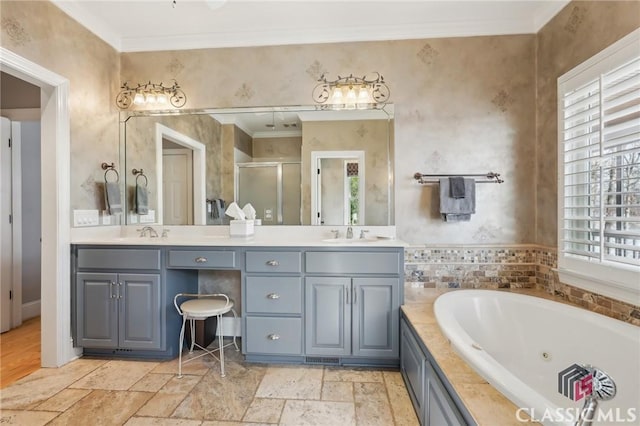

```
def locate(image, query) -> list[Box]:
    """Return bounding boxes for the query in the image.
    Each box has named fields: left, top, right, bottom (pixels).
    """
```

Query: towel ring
left=103, top=167, right=119, bottom=183
left=134, top=169, right=149, bottom=188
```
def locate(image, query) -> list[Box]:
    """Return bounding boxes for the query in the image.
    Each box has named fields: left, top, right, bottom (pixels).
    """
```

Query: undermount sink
left=322, top=237, right=379, bottom=243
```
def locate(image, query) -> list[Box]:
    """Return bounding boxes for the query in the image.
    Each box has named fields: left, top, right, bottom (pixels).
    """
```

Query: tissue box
left=230, top=219, right=254, bottom=237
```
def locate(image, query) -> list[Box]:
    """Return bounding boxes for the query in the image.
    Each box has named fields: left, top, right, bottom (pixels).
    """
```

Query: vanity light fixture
left=116, top=80, right=187, bottom=109
left=312, top=72, right=390, bottom=110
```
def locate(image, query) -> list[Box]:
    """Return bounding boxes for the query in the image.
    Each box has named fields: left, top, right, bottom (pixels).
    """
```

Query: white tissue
left=225, top=202, right=246, bottom=220
left=242, top=203, right=256, bottom=220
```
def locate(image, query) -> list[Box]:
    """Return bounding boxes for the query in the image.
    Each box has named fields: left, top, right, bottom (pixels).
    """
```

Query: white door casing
left=155, top=124, right=205, bottom=225
left=310, top=151, right=365, bottom=226
left=0, top=117, right=12, bottom=333
left=1, top=47, right=75, bottom=367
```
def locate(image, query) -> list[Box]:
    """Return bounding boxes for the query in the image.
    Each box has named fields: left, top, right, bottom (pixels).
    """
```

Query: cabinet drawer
left=77, top=249, right=160, bottom=270
left=246, top=317, right=302, bottom=355
left=305, top=251, right=400, bottom=274
left=246, top=251, right=301, bottom=273
left=246, top=277, right=302, bottom=314
left=168, top=250, right=235, bottom=269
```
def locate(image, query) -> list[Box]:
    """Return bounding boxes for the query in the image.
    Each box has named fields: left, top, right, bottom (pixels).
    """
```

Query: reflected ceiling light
left=116, top=80, right=186, bottom=109
left=313, top=72, right=390, bottom=110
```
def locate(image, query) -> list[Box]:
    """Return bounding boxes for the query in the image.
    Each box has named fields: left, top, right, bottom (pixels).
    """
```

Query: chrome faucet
left=330, top=229, right=340, bottom=239
left=359, top=229, right=369, bottom=239
left=346, top=226, right=353, bottom=239
left=138, top=226, right=158, bottom=238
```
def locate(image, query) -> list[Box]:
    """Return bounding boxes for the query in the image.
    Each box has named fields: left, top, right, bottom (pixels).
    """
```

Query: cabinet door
left=401, top=320, right=425, bottom=425
left=425, top=361, right=465, bottom=426
left=76, top=272, right=118, bottom=348
left=352, top=277, right=399, bottom=358
left=118, top=274, right=162, bottom=350
left=305, top=277, right=351, bottom=356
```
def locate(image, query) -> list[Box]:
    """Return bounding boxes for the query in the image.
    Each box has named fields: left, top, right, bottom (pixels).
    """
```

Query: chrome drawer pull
left=265, top=260, right=279, bottom=266
left=267, top=334, right=280, bottom=340
left=266, top=293, right=280, bottom=300
left=195, top=257, right=208, bottom=263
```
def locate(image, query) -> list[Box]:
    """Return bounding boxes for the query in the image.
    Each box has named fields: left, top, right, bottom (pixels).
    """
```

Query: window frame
left=556, top=28, right=640, bottom=306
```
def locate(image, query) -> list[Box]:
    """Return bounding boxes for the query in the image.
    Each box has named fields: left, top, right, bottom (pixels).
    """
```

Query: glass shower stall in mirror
left=120, top=105, right=394, bottom=226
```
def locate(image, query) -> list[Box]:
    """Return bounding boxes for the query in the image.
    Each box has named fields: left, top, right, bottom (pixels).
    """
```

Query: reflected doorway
left=310, top=151, right=365, bottom=226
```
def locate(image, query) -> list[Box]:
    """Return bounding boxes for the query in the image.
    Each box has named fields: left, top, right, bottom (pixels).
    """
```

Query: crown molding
left=51, top=1, right=570, bottom=53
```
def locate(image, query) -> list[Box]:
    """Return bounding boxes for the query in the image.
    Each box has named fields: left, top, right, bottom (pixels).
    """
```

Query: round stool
left=174, top=293, right=239, bottom=377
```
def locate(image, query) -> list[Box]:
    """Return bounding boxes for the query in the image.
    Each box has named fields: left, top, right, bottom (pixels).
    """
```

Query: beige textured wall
left=122, top=35, right=536, bottom=244
left=0, top=1, right=120, bottom=213
left=535, top=1, right=640, bottom=246
left=253, top=137, right=301, bottom=161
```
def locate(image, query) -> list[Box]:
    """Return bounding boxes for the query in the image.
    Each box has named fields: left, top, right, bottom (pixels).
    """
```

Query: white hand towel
left=225, top=202, right=246, bottom=220
left=242, top=203, right=256, bottom=220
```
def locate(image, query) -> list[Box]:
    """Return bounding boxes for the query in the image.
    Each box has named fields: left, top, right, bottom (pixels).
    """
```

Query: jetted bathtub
left=434, top=290, right=640, bottom=426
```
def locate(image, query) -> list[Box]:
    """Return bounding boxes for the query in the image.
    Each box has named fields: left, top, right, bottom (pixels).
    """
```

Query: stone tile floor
left=0, top=345, right=419, bottom=425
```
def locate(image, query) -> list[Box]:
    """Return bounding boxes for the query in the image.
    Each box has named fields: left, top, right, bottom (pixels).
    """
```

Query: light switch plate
left=73, top=209, right=99, bottom=227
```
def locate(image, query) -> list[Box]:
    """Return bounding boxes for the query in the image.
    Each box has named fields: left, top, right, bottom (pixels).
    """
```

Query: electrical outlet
left=139, top=210, right=155, bottom=223
left=101, top=211, right=112, bottom=225
left=264, top=208, right=273, bottom=220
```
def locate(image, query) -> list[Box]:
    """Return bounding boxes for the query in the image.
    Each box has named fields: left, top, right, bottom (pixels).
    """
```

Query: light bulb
left=133, top=93, right=145, bottom=105
left=146, top=93, right=157, bottom=104
left=329, top=87, right=343, bottom=104
left=357, top=87, right=372, bottom=104
left=346, top=87, right=357, bottom=103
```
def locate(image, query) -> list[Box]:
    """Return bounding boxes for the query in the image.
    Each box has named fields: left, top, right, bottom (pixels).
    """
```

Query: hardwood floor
left=0, top=316, right=41, bottom=389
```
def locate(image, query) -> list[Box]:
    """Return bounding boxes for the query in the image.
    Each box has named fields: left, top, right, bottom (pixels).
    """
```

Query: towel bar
left=413, top=172, right=504, bottom=184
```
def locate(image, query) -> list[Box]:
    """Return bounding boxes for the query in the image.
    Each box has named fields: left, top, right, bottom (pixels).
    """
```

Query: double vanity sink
left=70, top=225, right=405, bottom=367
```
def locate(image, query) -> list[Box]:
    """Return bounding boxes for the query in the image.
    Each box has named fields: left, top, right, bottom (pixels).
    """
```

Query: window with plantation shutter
left=557, top=29, right=640, bottom=305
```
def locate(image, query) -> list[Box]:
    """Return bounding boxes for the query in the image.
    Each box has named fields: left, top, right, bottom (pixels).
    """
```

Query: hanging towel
left=135, top=183, right=149, bottom=215
left=439, top=178, right=475, bottom=222
left=449, top=176, right=466, bottom=198
left=104, top=181, right=122, bottom=215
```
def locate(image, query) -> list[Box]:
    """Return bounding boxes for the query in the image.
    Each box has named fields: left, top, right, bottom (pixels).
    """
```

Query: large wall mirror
left=121, top=105, right=394, bottom=226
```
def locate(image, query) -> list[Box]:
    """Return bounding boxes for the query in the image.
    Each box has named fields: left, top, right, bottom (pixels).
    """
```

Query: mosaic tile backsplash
left=404, top=245, right=640, bottom=326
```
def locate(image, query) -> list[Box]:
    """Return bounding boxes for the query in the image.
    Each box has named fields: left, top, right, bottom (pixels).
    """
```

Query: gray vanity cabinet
left=304, top=250, right=401, bottom=360
left=243, top=250, right=304, bottom=358
left=76, top=272, right=161, bottom=350
left=305, top=275, right=399, bottom=359
left=401, top=317, right=472, bottom=426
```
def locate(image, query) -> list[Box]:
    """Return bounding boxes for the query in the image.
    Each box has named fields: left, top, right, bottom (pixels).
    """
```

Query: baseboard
left=217, top=316, right=242, bottom=337
left=22, top=299, right=40, bottom=320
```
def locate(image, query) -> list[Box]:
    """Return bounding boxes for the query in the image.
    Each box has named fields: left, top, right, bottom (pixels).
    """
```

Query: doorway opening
left=1, top=47, right=74, bottom=368
left=310, top=151, right=365, bottom=226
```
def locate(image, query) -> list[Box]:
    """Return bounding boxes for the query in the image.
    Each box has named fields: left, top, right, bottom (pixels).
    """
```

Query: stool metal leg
left=189, top=318, right=196, bottom=353
left=178, top=315, right=187, bottom=378
left=231, top=308, right=239, bottom=351
left=217, top=313, right=226, bottom=377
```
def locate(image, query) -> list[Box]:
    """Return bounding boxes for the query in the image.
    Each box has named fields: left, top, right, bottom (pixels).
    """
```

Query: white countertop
left=70, top=225, right=407, bottom=248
